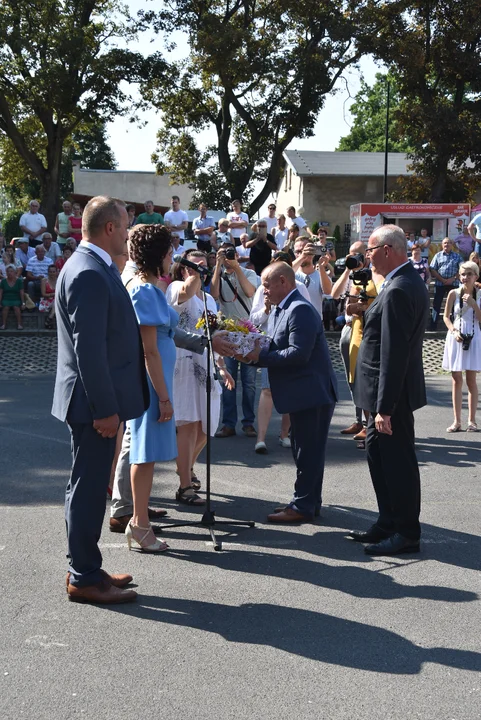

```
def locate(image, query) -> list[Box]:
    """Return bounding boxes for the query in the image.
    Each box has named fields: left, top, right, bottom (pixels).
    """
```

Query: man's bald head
left=349, top=241, right=366, bottom=255
left=261, top=262, right=296, bottom=306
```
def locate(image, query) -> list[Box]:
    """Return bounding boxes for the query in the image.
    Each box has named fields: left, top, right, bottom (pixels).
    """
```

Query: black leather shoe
left=348, top=526, right=391, bottom=543
left=364, top=533, right=420, bottom=556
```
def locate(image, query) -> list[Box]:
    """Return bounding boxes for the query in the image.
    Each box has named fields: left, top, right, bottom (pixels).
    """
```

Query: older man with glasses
left=351, top=225, right=429, bottom=556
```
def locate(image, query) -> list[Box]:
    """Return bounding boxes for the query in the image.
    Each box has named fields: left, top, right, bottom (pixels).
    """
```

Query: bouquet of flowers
left=196, top=311, right=271, bottom=357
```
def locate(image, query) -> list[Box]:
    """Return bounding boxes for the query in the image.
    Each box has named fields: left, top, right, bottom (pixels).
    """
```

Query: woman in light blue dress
left=126, top=224, right=177, bottom=553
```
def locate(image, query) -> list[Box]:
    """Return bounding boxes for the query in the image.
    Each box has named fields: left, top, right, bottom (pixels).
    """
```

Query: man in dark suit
left=241, top=262, right=338, bottom=522
left=52, top=196, right=149, bottom=604
left=352, top=224, right=430, bottom=555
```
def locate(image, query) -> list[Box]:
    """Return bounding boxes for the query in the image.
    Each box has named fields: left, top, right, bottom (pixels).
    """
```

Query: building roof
left=283, top=150, right=411, bottom=177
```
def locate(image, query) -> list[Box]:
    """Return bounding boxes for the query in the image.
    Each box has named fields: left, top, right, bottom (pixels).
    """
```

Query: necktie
left=274, top=306, right=282, bottom=318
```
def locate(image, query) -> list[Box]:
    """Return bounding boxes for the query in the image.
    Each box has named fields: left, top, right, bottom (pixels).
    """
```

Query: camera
left=224, top=246, right=236, bottom=260
left=350, top=267, right=372, bottom=287
left=460, top=332, right=474, bottom=351
left=312, top=244, right=327, bottom=261
left=345, top=253, right=364, bottom=270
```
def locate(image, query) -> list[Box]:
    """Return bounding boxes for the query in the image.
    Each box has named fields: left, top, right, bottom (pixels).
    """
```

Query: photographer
left=442, top=261, right=481, bottom=433
left=292, top=238, right=332, bottom=318
left=331, top=242, right=371, bottom=436
left=245, top=221, right=277, bottom=275
left=345, top=255, right=379, bottom=444
left=210, top=243, right=259, bottom=438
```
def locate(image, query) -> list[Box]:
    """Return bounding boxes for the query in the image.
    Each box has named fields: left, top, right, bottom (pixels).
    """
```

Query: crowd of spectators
left=1, top=197, right=479, bottom=353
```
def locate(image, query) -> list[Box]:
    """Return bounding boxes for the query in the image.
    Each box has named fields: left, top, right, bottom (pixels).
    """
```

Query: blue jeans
left=222, top=358, right=257, bottom=428
left=475, top=241, right=481, bottom=256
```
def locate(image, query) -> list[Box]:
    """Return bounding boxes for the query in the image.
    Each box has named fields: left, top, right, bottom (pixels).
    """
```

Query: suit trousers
left=366, top=394, right=421, bottom=540
left=110, top=423, right=133, bottom=518
left=289, top=402, right=335, bottom=517
left=339, top=324, right=362, bottom=424
left=66, top=422, right=116, bottom=587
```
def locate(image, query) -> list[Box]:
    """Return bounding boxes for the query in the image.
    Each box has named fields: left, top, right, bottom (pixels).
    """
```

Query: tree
left=141, top=0, right=389, bottom=215
left=0, top=0, right=166, bottom=228
left=0, top=121, right=117, bottom=207
left=369, top=0, right=481, bottom=202
left=337, top=72, right=413, bottom=153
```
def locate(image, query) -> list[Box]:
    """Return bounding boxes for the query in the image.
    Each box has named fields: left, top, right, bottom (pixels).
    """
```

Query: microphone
left=173, top=254, right=212, bottom=276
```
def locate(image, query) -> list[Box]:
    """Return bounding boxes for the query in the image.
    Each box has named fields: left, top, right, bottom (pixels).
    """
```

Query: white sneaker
left=255, top=441, right=268, bottom=454
left=278, top=436, right=291, bottom=448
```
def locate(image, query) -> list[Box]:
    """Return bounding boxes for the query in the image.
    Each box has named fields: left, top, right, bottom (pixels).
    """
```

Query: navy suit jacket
left=353, top=261, right=429, bottom=415
left=256, top=289, right=338, bottom=414
left=52, top=245, right=149, bottom=424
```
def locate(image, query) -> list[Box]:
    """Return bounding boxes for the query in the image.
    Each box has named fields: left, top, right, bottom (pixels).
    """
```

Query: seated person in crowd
left=211, top=219, right=233, bottom=250
left=55, top=246, right=73, bottom=271
left=1, top=246, right=23, bottom=278
left=0, top=264, right=25, bottom=330
left=15, top=238, right=35, bottom=273
left=39, top=264, right=58, bottom=328
left=41, top=233, right=62, bottom=261
left=65, top=238, right=78, bottom=254
left=26, top=245, right=53, bottom=301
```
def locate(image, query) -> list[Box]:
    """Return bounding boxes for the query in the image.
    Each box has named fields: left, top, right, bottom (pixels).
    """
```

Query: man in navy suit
left=52, top=196, right=149, bottom=604
left=240, top=262, right=338, bottom=522
left=352, top=225, right=429, bottom=555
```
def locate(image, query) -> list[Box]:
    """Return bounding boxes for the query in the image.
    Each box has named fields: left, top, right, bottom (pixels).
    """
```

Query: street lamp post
left=383, top=79, right=390, bottom=202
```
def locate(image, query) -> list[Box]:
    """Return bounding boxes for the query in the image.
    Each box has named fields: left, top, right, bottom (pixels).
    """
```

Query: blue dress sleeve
left=129, top=283, right=171, bottom=328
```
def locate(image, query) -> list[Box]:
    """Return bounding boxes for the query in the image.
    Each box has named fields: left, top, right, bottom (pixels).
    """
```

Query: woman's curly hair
left=128, top=224, right=172, bottom=276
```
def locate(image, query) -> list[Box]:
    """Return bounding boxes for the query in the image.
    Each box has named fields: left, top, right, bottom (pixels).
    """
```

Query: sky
left=107, top=1, right=382, bottom=172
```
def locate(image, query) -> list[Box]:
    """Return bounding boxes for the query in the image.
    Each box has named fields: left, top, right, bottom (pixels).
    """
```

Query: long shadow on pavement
left=104, top=596, right=481, bottom=675
left=153, top=497, right=481, bottom=575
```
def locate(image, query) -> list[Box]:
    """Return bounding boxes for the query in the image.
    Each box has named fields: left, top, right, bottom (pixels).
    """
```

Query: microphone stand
left=156, top=270, right=255, bottom=550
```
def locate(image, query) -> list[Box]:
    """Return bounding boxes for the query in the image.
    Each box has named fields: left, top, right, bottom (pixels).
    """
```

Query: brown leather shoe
left=110, top=508, right=167, bottom=533
left=340, top=422, right=363, bottom=435
left=215, top=425, right=236, bottom=438
left=273, top=505, right=321, bottom=517
left=66, top=570, right=133, bottom=590
left=267, top=507, right=312, bottom=523
left=242, top=425, right=257, bottom=438
left=67, top=577, right=137, bottom=604
left=353, top=427, right=367, bottom=441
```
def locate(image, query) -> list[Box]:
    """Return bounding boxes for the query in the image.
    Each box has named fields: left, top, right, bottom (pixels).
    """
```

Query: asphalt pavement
left=0, top=375, right=480, bottom=720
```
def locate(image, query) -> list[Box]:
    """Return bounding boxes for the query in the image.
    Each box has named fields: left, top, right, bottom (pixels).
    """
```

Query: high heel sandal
left=176, top=485, right=205, bottom=506
left=466, top=422, right=478, bottom=432
left=446, top=422, right=462, bottom=433
left=176, top=468, right=201, bottom=491
left=125, top=519, right=169, bottom=553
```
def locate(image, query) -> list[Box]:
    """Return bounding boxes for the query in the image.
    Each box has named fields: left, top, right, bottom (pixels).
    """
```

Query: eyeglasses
left=365, top=243, right=393, bottom=255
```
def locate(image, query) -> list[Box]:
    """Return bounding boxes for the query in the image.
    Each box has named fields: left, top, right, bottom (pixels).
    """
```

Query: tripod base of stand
left=156, top=510, right=255, bottom=551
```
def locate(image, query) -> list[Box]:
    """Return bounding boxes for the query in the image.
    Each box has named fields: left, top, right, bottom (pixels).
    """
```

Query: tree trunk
left=41, top=137, right=64, bottom=231
left=429, top=161, right=449, bottom=202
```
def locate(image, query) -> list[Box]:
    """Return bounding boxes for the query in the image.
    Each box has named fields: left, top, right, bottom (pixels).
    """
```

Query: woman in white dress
left=166, top=251, right=234, bottom=505
left=443, top=261, right=481, bottom=432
